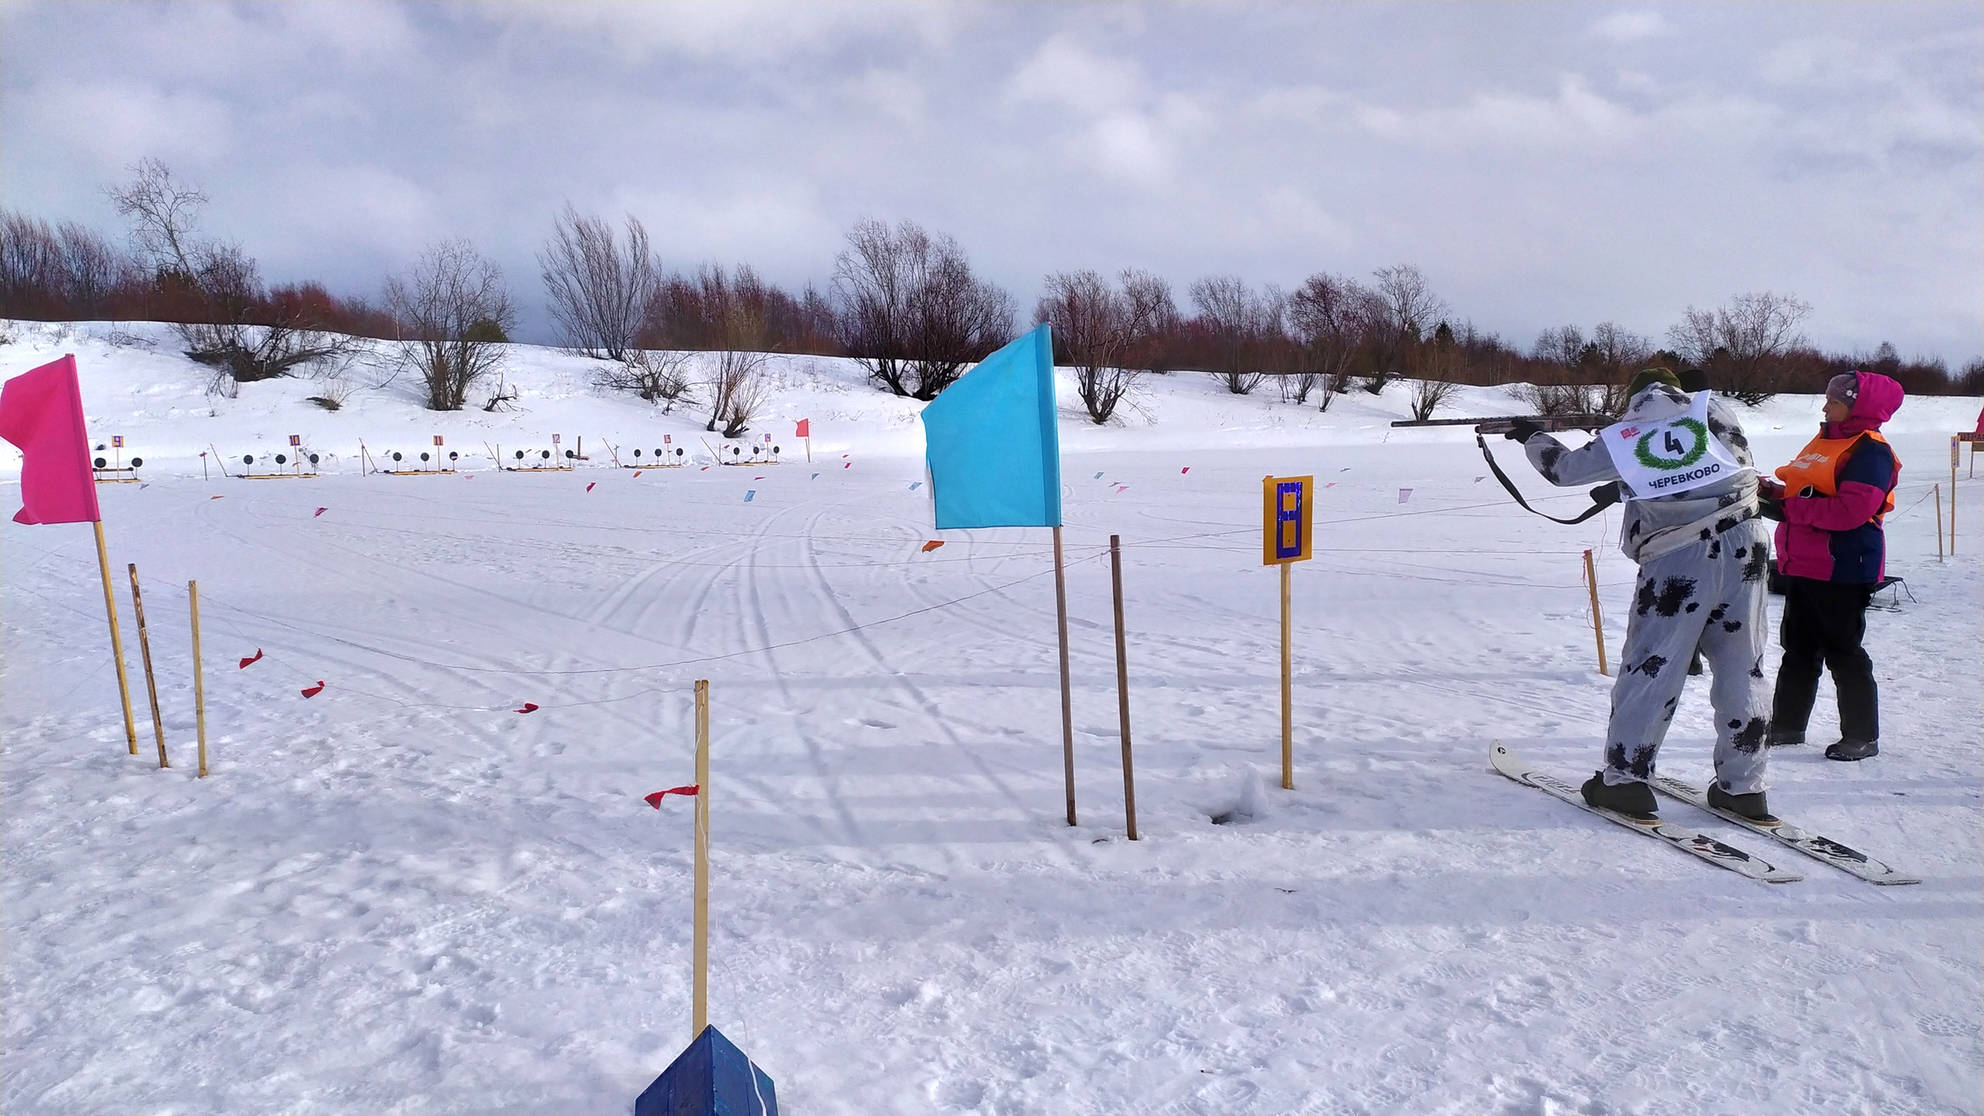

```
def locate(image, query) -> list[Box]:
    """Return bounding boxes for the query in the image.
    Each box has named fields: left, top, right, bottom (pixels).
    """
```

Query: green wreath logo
left=1634, top=418, right=1709, bottom=471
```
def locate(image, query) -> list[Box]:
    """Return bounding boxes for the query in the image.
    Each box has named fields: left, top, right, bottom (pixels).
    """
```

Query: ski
left=1490, top=743, right=1801, bottom=884
left=1651, top=776, right=1920, bottom=885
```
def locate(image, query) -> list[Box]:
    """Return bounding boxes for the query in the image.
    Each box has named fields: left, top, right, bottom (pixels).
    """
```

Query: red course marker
left=313, top=507, right=328, bottom=517
left=586, top=482, right=596, bottom=492
left=514, top=702, right=539, bottom=714
left=300, top=682, right=326, bottom=698
left=920, top=540, right=945, bottom=552
left=644, top=785, right=700, bottom=808
left=238, top=649, right=264, bottom=669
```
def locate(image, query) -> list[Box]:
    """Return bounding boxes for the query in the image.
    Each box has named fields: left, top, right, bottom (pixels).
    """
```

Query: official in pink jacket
left=1760, top=370, right=1904, bottom=761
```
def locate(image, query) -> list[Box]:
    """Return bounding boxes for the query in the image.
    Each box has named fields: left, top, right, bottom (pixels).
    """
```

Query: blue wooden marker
left=635, top=1025, right=777, bottom=1116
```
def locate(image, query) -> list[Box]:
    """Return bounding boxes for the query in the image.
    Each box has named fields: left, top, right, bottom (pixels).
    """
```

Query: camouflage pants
left=1601, top=519, right=1773, bottom=794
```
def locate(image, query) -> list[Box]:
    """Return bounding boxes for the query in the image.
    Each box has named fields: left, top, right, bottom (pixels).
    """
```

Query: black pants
left=1771, top=576, right=1878, bottom=743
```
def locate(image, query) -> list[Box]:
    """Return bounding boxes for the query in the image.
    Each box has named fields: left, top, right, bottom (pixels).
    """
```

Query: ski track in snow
left=3, top=324, right=1981, bottom=1114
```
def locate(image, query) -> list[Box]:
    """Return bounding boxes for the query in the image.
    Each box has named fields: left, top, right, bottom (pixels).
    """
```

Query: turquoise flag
left=921, top=323, right=1061, bottom=529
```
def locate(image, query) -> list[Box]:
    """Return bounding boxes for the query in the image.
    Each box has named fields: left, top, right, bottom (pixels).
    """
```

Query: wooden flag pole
left=804, top=434, right=812, bottom=463
left=1052, top=526, right=1076, bottom=826
left=1109, top=535, right=1138, bottom=841
left=128, top=563, right=168, bottom=767
left=1952, top=439, right=1960, bottom=556
left=1935, top=483, right=1944, bottom=561
left=92, top=523, right=139, bottom=753
left=1280, top=560, right=1293, bottom=790
left=1583, top=549, right=1608, bottom=676
left=190, top=580, right=208, bottom=777
left=692, top=678, right=711, bottom=1041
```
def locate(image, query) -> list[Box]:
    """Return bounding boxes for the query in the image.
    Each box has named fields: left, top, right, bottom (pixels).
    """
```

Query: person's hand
left=1759, top=477, right=1784, bottom=499
left=1758, top=490, right=1785, bottom=521
left=1505, top=418, right=1544, bottom=443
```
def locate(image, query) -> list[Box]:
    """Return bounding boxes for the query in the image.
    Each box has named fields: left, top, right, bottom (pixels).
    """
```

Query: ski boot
left=1707, top=781, right=1779, bottom=825
left=1581, top=773, right=1657, bottom=821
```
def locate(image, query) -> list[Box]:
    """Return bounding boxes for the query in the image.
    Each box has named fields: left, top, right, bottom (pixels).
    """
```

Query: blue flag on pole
left=921, top=324, right=1061, bottom=529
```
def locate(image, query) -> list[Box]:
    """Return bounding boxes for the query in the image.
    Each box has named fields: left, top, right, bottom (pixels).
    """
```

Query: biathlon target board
left=1262, top=475, right=1314, bottom=565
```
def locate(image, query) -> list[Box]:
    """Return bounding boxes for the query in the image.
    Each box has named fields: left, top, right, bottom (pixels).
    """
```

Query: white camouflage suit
left=1521, top=384, right=1773, bottom=794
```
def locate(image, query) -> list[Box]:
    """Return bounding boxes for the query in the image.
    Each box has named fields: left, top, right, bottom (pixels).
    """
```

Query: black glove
left=1589, top=482, right=1621, bottom=509
left=1504, top=418, right=1545, bottom=443
left=1758, top=491, right=1785, bottom=521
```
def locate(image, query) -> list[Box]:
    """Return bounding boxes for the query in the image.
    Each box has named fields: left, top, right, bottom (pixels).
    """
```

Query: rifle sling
left=1476, top=434, right=1614, bottom=526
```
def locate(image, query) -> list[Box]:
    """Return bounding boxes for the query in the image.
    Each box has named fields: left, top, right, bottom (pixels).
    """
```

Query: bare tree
left=1408, top=321, right=1464, bottom=419
left=107, top=157, right=205, bottom=279
left=1287, top=272, right=1373, bottom=411
left=1190, top=274, right=1278, bottom=395
left=57, top=221, right=122, bottom=318
left=538, top=204, right=662, bottom=362
left=833, top=219, right=1014, bottom=400
left=1037, top=267, right=1175, bottom=424
left=0, top=211, right=62, bottom=317
left=1667, top=291, right=1812, bottom=405
left=1368, top=263, right=1445, bottom=392
left=690, top=265, right=773, bottom=436
left=385, top=239, right=515, bottom=411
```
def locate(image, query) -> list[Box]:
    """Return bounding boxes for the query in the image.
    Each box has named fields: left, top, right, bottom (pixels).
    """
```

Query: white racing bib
left=1600, top=390, right=1750, bottom=498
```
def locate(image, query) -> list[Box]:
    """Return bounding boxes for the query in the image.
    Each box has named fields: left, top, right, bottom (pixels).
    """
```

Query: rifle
left=1392, top=414, right=1620, bottom=525
left=1389, top=414, right=1612, bottom=435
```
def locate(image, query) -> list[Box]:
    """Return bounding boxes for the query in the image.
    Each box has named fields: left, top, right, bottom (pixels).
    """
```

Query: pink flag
left=795, top=419, right=810, bottom=438
left=645, top=786, right=700, bottom=808
left=0, top=356, right=100, bottom=525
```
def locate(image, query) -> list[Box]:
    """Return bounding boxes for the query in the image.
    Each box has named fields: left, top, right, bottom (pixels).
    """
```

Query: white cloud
left=1007, top=33, right=1145, bottom=115
left=478, top=0, right=964, bottom=64
left=1591, top=10, right=1670, bottom=43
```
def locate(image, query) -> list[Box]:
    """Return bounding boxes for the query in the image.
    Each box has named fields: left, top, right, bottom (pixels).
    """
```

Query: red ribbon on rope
left=644, top=786, right=700, bottom=808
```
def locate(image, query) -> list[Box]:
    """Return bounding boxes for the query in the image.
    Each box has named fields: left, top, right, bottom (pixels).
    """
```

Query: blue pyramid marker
left=744, top=490, right=756, bottom=502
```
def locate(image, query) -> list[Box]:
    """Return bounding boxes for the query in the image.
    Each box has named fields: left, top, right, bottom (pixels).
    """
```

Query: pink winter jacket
left=1771, top=372, right=1905, bottom=584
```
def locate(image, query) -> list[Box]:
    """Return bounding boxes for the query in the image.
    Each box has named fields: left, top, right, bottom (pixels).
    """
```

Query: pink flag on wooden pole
left=0, top=355, right=100, bottom=525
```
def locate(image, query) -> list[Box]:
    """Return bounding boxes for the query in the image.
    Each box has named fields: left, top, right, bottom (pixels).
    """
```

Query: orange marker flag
left=920, top=540, right=945, bottom=552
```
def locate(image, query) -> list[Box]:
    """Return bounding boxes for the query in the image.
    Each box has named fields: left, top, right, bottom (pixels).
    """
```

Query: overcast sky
left=4, top=0, right=1979, bottom=365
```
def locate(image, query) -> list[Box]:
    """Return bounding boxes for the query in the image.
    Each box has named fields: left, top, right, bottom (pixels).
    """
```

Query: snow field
left=3, top=324, right=1981, bottom=1114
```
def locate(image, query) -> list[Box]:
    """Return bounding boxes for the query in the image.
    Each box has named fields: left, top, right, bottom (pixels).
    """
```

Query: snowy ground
left=4, top=323, right=1981, bottom=1114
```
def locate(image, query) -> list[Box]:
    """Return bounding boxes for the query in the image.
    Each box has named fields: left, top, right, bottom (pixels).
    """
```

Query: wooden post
left=1935, top=483, right=1944, bottom=562
left=692, top=679, right=710, bottom=1041
left=804, top=434, right=812, bottom=463
left=1583, top=548, right=1609, bottom=677
left=1053, top=526, right=1076, bottom=826
left=128, top=564, right=168, bottom=768
left=1280, top=560, right=1293, bottom=790
left=1952, top=438, right=1960, bottom=556
left=92, top=522, right=138, bottom=754
left=1109, top=535, right=1138, bottom=841
left=190, top=581, right=208, bottom=777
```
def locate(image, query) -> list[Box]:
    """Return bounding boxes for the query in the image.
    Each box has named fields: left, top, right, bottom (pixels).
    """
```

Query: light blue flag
left=921, top=323, right=1061, bottom=529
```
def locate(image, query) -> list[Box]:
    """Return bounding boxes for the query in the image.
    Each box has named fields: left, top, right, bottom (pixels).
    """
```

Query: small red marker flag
left=920, top=540, right=945, bottom=552
left=586, top=482, right=596, bottom=492
left=645, top=785, right=700, bottom=808
left=633, top=470, right=643, bottom=477
left=795, top=419, right=810, bottom=437
left=300, top=681, right=326, bottom=698
left=313, top=507, right=328, bottom=517
left=515, top=702, right=539, bottom=714
left=238, top=649, right=263, bottom=669
left=1181, top=467, right=1190, bottom=474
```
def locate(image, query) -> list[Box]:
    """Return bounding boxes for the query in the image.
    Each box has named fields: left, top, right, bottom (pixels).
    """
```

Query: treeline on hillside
left=3, top=160, right=1977, bottom=431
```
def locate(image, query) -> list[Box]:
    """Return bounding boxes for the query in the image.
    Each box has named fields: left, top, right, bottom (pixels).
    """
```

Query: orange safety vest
left=1775, top=431, right=1897, bottom=523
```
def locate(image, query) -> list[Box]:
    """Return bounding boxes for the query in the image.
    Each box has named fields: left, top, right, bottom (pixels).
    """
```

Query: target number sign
left=112, top=435, right=124, bottom=448
left=1262, top=475, right=1314, bottom=565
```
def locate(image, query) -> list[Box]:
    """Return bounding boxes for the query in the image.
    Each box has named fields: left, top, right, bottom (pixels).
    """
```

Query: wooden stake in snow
left=190, top=580, right=208, bottom=777
left=1583, top=549, right=1608, bottom=677
left=1053, top=526, right=1076, bottom=826
left=1935, top=483, right=1944, bottom=562
left=1110, top=535, right=1138, bottom=841
left=692, top=678, right=711, bottom=1040
left=128, top=563, right=168, bottom=767
left=92, top=523, right=139, bottom=754
left=1262, top=475, right=1314, bottom=790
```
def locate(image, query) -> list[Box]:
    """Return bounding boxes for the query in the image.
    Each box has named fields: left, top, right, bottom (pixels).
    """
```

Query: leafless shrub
left=538, top=204, right=662, bottom=362
left=1287, top=272, right=1375, bottom=411
left=598, top=348, right=697, bottom=412
left=1190, top=275, right=1280, bottom=395
left=1038, top=267, right=1176, bottom=424
left=833, top=219, right=1014, bottom=400
left=384, top=239, right=515, bottom=411
left=1368, top=263, right=1445, bottom=393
